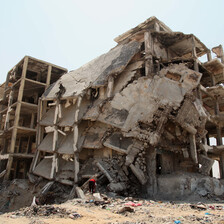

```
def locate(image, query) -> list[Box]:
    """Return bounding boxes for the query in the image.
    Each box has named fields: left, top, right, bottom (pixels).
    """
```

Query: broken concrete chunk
left=95, top=161, right=114, bottom=183
left=198, top=154, right=214, bottom=175
left=107, top=182, right=127, bottom=192
left=130, top=164, right=147, bottom=185
left=118, top=206, right=134, bottom=213
left=212, top=45, right=223, bottom=58
left=125, top=141, right=142, bottom=166
left=75, top=187, right=86, bottom=200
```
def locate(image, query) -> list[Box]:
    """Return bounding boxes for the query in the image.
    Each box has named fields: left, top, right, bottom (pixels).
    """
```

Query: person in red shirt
left=89, top=178, right=96, bottom=193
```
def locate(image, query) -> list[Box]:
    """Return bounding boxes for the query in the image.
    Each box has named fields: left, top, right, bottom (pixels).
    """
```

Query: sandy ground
left=0, top=197, right=224, bottom=224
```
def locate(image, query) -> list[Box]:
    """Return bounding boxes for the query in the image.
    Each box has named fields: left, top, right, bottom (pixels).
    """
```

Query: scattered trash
left=174, top=221, right=181, bottom=224
left=94, top=200, right=110, bottom=206
left=10, top=215, right=17, bottom=219
left=69, top=212, right=82, bottom=219
left=93, top=193, right=102, bottom=201
left=125, top=201, right=142, bottom=207
left=217, top=206, right=223, bottom=210
left=209, top=205, right=215, bottom=210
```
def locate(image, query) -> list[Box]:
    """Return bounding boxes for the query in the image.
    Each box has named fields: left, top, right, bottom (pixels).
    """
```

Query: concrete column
left=217, top=127, right=224, bottom=178
left=144, top=31, right=154, bottom=78
left=72, top=96, right=82, bottom=184
left=74, top=153, right=79, bottom=183
left=46, top=65, right=52, bottom=89
left=207, top=50, right=212, bottom=61
left=107, top=76, right=114, bottom=98
left=189, top=134, right=198, bottom=164
left=214, top=97, right=224, bottom=178
left=145, top=146, right=157, bottom=196
left=220, top=153, right=224, bottom=179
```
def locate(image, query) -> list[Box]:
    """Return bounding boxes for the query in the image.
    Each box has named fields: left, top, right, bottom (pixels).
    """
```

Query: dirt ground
left=0, top=197, right=224, bottom=224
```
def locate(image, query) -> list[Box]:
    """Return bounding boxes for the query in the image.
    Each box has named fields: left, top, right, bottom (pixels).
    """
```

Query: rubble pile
left=37, top=181, right=72, bottom=205
left=134, top=148, right=147, bottom=173
left=95, top=156, right=142, bottom=196
left=0, top=179, right=34, bottom=213
left=12, top=205, right=70, bottom=218
left=8, top=204, right=82, bottom=221
left=0, top=178, right=75, bottom=213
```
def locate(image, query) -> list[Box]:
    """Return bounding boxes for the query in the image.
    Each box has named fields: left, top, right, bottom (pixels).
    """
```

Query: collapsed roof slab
left=42, top=41, right=141, bottom=100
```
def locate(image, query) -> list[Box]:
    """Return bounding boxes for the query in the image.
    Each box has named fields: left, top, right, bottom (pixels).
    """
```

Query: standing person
left=89, top=178, right=96, bottom=193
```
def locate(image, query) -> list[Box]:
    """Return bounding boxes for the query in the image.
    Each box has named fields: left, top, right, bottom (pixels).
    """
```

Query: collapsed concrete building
left=0, top=56, right=67, bottom=179
left=2, top=17, right=224, bottom=198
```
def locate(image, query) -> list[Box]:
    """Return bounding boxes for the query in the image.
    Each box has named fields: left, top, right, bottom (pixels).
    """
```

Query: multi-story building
left=0, top=56, right=67, bottom=179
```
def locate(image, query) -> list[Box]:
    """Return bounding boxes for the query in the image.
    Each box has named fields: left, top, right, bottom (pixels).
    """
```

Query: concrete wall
left=157, top=172, right=224, bottom=200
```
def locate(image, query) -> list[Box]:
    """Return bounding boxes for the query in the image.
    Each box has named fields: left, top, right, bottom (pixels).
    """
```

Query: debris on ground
left=1, top=193, right=224, bottom=223
left=9, top=205, right=81, bottom=219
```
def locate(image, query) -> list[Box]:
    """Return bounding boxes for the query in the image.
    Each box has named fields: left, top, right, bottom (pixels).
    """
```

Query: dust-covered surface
left=0, top=195, right=224, bottom=224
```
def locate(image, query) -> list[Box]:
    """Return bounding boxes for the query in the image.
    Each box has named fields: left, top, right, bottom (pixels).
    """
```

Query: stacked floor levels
left=0, top=56, right=67, bottom=179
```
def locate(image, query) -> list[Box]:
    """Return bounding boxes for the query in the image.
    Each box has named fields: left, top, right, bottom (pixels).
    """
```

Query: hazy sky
left=0, top=0, right=223, bottom=84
